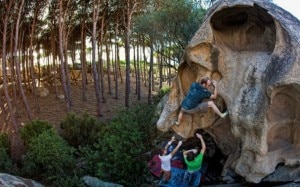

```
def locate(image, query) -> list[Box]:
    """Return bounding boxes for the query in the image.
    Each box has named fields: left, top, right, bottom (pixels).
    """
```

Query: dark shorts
left=181, top=102, right=209, bottom=114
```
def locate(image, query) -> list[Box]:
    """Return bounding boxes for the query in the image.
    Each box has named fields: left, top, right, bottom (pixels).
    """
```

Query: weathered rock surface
left=82, top=176, right=123, bottom=187
left=0, top=173, right=44, bottom=187
left=0, top=173, right=124, bottom=187
left=157, top=0, right=300, bottom=184
left=36, top=87, right=49, bottom=97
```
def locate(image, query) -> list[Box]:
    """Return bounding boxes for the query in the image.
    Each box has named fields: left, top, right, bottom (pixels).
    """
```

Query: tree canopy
left=0, top=0, right=211, bottom=128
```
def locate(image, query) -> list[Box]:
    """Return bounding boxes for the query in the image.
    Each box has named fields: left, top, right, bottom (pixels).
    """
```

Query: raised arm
left=170, top=141, right=182, bottom=157
left=164, top=136, right=176, bottom=150
left=210, top=80, right=218, bottom=99
left=183, top=148, right=197, bottom=157
left=196, top=133, right=206, bottom=154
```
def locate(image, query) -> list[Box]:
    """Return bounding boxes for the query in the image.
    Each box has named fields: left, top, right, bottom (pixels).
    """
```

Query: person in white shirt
left=158, top=136, right=183, bottom=183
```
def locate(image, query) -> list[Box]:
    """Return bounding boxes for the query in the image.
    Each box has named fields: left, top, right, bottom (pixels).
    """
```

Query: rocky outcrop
left=0, top=173, right=124, bottom=187
left=157, top=0, right=300, bottom=184
left=0, top=173, right=44, bottom=187
left=36, top=87, right=49, bottom=97
left=82, top=176, right=123, bottom=187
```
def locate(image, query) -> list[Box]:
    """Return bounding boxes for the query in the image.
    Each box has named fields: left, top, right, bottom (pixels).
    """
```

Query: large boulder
left=0, top=173, right=44, bottom=187
left=157, top=0, right=300, bottom=184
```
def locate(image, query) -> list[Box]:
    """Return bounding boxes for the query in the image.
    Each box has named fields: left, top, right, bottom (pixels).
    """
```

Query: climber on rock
left=175, top=77, right=228, bottom=126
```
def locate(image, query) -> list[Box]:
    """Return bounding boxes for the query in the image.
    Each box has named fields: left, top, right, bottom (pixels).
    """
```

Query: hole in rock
left=210, top=5, right=275, bottom=52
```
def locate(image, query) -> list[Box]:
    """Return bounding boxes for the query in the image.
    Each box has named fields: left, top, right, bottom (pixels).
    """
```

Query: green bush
left=52, top=175, right=84, bottom=187
left=19, top=120, right=53, bottom=145
left=0, top=133, right=9, bottom=150
left=0, top=148, right=13, bottom=172
left=0, top=133, right=12, bottom=172
left=22, top=129, right=75, bottom=183
left=74, top=145, right=102, bottom=176
left=60, top=113, right=103, bottom=147
left=93, top=103, right=157, bottom=186
left=17, top=105, right=157, bottom=186
left=153, top=86, right=171, bottom=104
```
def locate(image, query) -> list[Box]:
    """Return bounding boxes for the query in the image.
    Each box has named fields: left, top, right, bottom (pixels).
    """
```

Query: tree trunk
left=63, top=42, right=73, bottom=107
left=25, top=50, right=30, bottom=89
left=133, top=45, right=137, bottom=94
left=58, top=0, right=71, bottom=111
left=98, top=45, right=106, bottom=103
left=92, top=0, right=102, bottom=116
left=37, top=46, right=41, bottom=87
left=98, top=17, right=106, bottom=103
left=114, top=44, right=119, bottom=99
left=9, top=23, right=18, bottom=113
left=20, top=32, right=27, bottom=90
left=81, top=21, right=87, bottom=101
left=168, top=41, right=171, bottom=86
left=148, top=44, right=154, bottom=105
left=124, top=25, right=131, bottom=107
left=159, top=46, right=163, bottom=89
left=137, top=35, right=141, bottom=100
left=118, top=48, right=123, bottom=83
left=114, top=20, right=119, bottom=99
left=143, top=41, right=147, bottom=86
left=151, top=56, right=155, bottom=92
left=124, top=0, right=137, bottom=107
left=29, top=6, right=40, bottom=113
left=105, top=37, right=112, bottom=95
left=51, top=27, right=59, bottom=98
left=111, top=41, right=115, bottom=82
left=1, top=1, right=18, bottom=130
left=14, top=0, right=33, bottom=121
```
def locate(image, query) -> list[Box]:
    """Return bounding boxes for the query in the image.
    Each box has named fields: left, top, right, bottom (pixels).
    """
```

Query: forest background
left=0, top=0, right=271, bottom=186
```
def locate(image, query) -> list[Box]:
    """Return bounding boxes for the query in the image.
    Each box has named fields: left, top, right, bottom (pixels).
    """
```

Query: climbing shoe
left=221, top=111, right=229, bottom=118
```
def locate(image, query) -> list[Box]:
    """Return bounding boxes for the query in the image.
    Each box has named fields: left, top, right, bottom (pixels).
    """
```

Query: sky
left=273, top=0, right=300, bottom=20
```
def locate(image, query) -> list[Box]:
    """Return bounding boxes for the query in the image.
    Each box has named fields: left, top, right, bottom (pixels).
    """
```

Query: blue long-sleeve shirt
left=181, top=82, right=211, bottom=110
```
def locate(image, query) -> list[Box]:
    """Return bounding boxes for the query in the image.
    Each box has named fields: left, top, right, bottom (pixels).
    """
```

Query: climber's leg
left=207, top=101, right=228, bottom=118
left=175, top=111, right=183, bottom=126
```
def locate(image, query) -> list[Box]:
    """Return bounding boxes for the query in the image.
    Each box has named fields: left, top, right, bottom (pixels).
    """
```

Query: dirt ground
left=1, top=74, right=155, bottom=159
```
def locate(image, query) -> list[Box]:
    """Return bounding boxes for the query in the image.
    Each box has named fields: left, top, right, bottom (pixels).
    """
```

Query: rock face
left=0, top=173, right=44, bottom=187
left=82, top=176, right=123, bottom=187
left=157, top=0, right=300, bottom=184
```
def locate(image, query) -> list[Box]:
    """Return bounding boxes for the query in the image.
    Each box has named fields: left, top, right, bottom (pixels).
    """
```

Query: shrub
left=22, top=129, right=75, bottom=183
left=0, top=133, right=9, bottom=150
left=74, top=145, right=102, bottom=176
left=52, top=175, right=84, bottom=187
left=94, top=103, right=157, bottom=186
left=0, top=148, right=13, bottom=172
left=153, top=86, right=171, bottom=104
left=0, top=133, right=12, bottom=172
left=60, top=113, right=103, bottom=147
left=19, top=120, right=53, bottom=145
